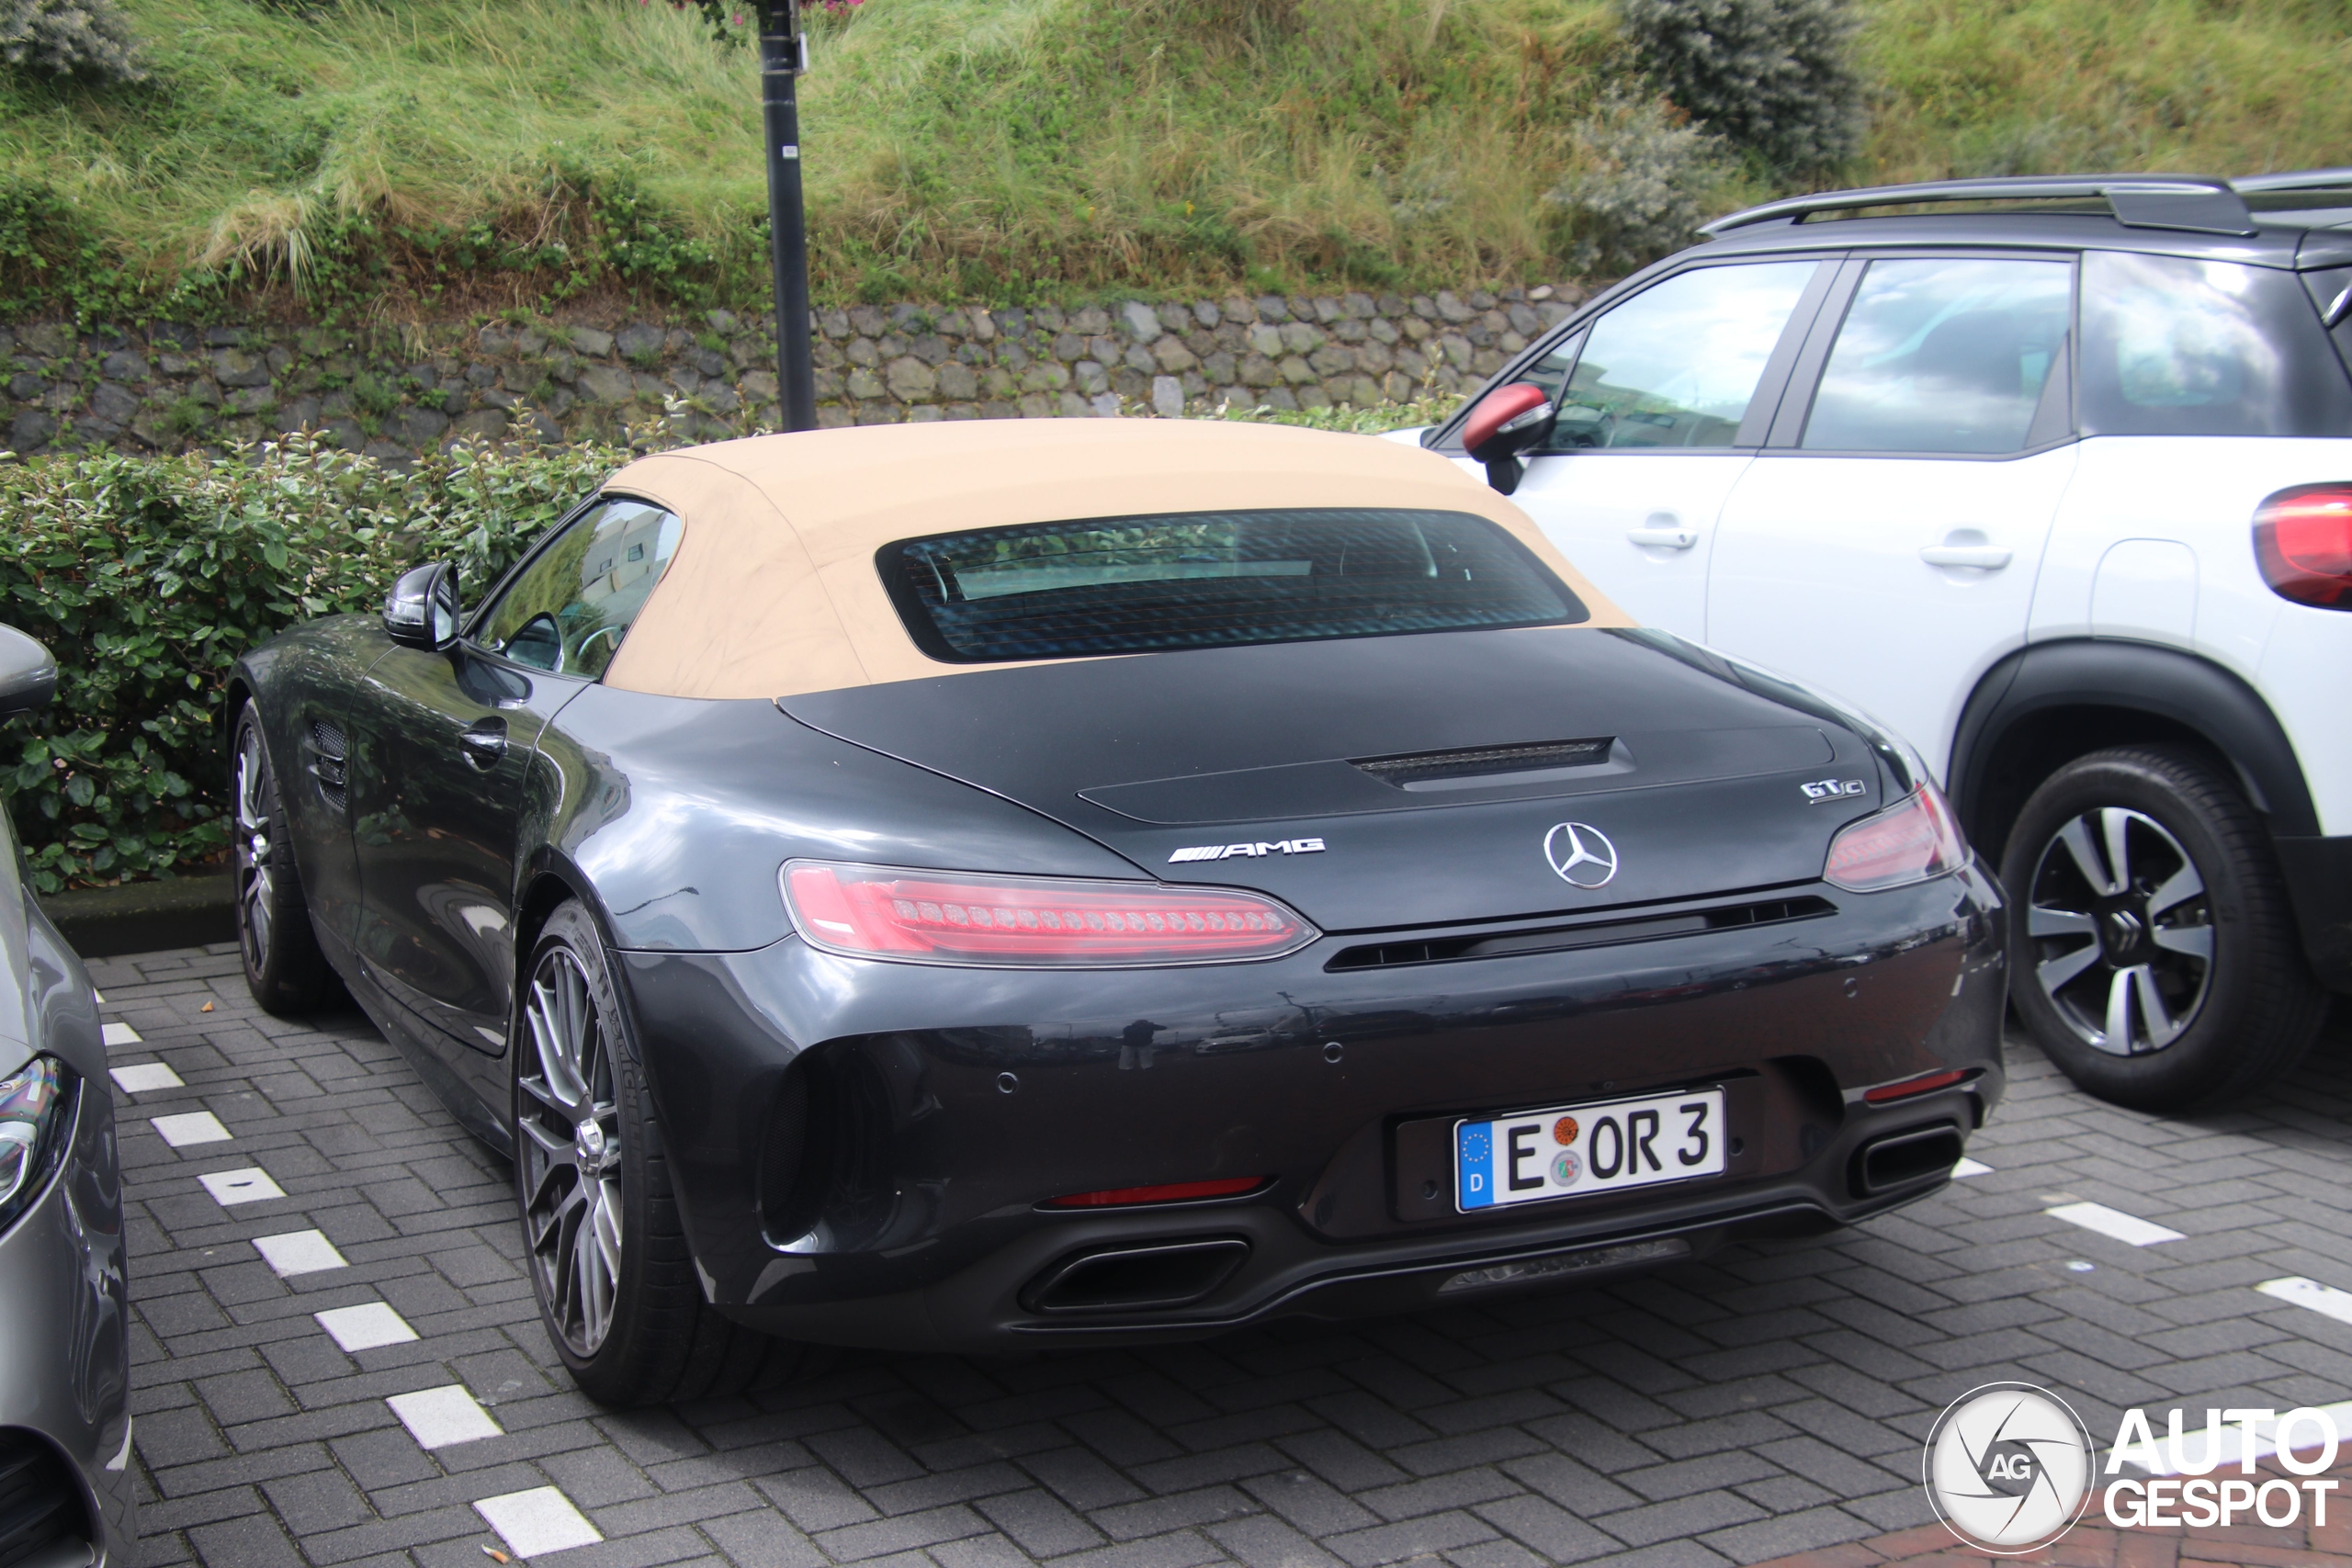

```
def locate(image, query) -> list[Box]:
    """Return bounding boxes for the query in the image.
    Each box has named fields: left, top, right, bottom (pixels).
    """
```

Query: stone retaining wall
left=0, top=284, right=1588, bottom=462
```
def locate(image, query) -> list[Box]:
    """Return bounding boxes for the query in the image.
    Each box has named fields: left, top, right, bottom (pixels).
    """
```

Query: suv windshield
left=879, top=508, right=1587, bottom=662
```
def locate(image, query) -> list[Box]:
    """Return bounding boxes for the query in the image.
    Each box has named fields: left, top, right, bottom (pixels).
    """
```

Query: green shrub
left=0, top=429, right=619, bottom=892
left=0, top=0, right=145, bottom=83
left=1545, top=92, right=1732, bottom=272
left=1620, top=0, right=1864, bottom=175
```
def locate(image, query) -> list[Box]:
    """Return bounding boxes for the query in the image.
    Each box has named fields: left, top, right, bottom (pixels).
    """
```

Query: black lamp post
left=757, top=0, right=818, bottom=432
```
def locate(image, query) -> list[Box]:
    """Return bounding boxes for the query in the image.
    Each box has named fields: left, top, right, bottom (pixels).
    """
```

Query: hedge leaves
left=0, top=430, right=616, bottom=891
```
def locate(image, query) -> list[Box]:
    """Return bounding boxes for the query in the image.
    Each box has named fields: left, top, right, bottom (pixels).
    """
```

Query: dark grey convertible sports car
left=232, top=420, right=2004, bottom=1404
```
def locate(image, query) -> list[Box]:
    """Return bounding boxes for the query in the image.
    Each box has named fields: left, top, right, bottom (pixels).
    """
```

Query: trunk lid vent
left=1351, top=737, right=1616, bottom=789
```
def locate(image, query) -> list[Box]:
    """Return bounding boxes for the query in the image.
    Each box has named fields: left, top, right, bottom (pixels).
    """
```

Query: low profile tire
left=514, top=900, right=826, bottom=1406
left=2001, top=745, right=2327, bottom=1111
left=232, top=710, right=340, bottom=1015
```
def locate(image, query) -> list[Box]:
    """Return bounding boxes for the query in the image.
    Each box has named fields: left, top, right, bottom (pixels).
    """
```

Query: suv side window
left=1802, top=256, right=2072, bottom=454
left=476, top=498, right=684, bottom=679
left=1543, top=261, right=1819, bottom=451
left=2080, top=251, right=2352, bottom=436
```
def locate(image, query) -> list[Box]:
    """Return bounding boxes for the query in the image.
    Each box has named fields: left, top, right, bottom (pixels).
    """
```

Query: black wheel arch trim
left=1951, top=637, right=2352, bottom=994
left=1950, top=637, right=2316, bottom=843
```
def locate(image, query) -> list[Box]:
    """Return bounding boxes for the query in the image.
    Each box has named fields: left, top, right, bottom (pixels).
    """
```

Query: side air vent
left=0, top=1428, right=92, bottom=1568
left=305, top=720, right=347, bottom=815
left=1353, top=737, right=1615, bottom=788
left=1327, top=896, right=1838, bottom=972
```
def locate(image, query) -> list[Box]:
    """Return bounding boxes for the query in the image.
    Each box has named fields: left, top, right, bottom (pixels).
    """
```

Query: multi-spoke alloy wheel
left=2025, top=807, right=2212, bottom=1055
left=234, top=724, right=276, bottom=972
left=230, top=711, right=337, bottom=1015
left=513, top=902, right=826, bottom=1404
left=516, top=946, right=624, bottom=1358
left=2002, top=745, right=2325, bottom=1111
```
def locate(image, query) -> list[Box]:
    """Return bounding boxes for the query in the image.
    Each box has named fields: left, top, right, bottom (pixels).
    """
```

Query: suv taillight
left=2254, top=484, right=2352, bottom=608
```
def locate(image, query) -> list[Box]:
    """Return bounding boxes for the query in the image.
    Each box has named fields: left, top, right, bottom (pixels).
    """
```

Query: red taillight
left=781, top=861, right=1317, bottom=967
left=1863, top=1068, right=1968, bottom=1104
left=2255, top=484, right=2352, bottom=608
left=1824, top=784, right=1967, bottom=892
left=1043, top=1177, right=1270, bottom=1209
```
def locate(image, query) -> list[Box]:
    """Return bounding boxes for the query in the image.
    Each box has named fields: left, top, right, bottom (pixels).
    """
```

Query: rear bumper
left=619, top=863, right=2006, bottom=1353
left=0, top=1077, right=133, bottom=1565
left=2278, top=834, right=2352, bottom=993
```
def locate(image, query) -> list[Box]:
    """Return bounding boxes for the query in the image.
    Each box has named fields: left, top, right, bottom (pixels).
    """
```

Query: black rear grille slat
left=1352, top=737, right=1614, bottom=787
left=0, top=1430, right=90, bottom=1568
left=1325, top=896, right=1838, bottom=971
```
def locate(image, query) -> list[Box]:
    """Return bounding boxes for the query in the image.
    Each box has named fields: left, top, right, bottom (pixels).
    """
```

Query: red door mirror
left=1462, top=383, right=1552, bottom=462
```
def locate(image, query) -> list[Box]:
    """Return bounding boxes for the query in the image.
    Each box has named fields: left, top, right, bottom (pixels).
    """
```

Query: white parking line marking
left=252, top=1230, right=346, bottom=1277
left=149, top=1111, right=231, bottom=1147
left=1952, top=1157, right=1993, bottom=1177
left=474, top=1486, right=603, bottom=1557
left=108, top=1063, right=183, bottom=1095
left=198, top=1168, right=285, bottom=1205
left=2257, top=1275, right=2352, bottom=1327
left=2045, top=1201, right=2184, bottom=1246
left=388, top=1385, right=503, bottom=1450
left=101, top=1022, right=141, bottom=1048
left=314, top=1303, right=417, bottom=1352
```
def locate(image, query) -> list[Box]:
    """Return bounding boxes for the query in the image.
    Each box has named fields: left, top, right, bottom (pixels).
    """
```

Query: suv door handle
left=1919, top=544, right=2013, bottom=570
left=458, top=719, right=508, bottom=771
left=1627, top=513, right=1698, bottom=549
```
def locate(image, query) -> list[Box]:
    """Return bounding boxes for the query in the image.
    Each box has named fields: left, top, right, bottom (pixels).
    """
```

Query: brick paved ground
left=95, top=942, right=2352, bottom=1568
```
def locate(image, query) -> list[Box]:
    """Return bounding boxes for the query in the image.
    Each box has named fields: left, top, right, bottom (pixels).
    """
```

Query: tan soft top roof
left=598, top=418, right=1631, bottom=700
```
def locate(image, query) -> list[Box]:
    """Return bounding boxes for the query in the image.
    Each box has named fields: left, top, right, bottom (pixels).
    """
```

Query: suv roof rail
left=1701, top=175, right=2256, bottom=239
left=2232, top=168, right=2352, bottom=194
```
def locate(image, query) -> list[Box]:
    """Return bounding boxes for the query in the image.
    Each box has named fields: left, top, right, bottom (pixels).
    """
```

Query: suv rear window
left=2081, top=251, right=2352, bottom=436
left=879, top=508, right=1587, bottom=662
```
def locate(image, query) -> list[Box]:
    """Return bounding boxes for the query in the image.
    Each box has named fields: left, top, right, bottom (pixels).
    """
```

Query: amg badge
left=1801, top=778, right=1869, bottom=803
left=1169, top=839, right=1326, bottom=863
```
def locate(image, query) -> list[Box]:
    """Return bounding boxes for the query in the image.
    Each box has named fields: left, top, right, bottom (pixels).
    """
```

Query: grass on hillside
left=5, top=0, right=2352, bottom=320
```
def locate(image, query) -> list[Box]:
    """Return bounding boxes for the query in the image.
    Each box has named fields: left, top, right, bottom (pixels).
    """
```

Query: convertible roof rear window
left=877, top=507, right=1588, bottom=662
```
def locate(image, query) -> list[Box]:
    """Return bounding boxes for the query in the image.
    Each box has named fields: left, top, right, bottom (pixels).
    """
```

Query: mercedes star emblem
left=1544, top=822, right=1619, bottom=888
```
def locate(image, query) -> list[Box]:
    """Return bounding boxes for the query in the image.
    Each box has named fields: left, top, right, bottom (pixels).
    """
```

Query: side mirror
left=0, top=625, right=57, bottom=719
left=382, top=561, right=461, bottom=652
left=1461, top=382, right=1555, bottom=496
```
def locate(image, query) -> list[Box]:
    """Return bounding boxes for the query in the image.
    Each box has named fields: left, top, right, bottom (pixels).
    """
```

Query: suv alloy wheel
left=2001, top=746, right=2328, bottom=1111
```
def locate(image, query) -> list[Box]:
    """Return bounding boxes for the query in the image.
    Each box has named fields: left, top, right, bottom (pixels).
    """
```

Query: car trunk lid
left=779, top=627, right=1887, bottom=931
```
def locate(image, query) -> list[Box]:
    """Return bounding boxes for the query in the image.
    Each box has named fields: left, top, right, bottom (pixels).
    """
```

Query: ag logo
left=1543, top=822, right=1618, bottom=888
left=1922, top=1382, right=2094, bottom=1554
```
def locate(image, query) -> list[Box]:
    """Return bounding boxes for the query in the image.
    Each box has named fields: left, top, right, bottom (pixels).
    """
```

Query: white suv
left=1423, top=172, right=2352, bottom=1111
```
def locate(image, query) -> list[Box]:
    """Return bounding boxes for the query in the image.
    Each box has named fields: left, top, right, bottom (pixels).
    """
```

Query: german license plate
left=1456, top=1089, right=1724, bottom=1212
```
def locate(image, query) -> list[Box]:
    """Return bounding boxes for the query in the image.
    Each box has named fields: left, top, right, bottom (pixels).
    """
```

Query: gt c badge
left=1801, top=778, right=1869, bottom=803
left=1544, top=822, right=1618, bottom=888
left=1169, top=839, right=1324, bottom=863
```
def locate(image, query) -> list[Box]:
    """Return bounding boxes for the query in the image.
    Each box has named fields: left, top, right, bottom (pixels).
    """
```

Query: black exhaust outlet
left=1023, top=1237, right=1250, bottom=1314
left=1852, top=1122, right=1964, bottom=1196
